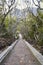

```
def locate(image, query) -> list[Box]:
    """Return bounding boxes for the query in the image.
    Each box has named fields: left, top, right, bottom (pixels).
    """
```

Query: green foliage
left=17, top=11, right=43, bottom=46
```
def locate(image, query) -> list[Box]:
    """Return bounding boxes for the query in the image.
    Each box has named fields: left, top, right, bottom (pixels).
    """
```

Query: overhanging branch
left=32, top=0, right=43, bottom=10
left=1, top=0, right=17, bottom=28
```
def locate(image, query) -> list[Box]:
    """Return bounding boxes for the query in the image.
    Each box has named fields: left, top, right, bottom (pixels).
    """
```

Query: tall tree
left=0, top=0, right=17, bottom=30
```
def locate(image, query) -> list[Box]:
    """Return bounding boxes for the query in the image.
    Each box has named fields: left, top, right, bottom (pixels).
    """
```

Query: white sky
left=16, top=0, right=43, bottom=10
left=16, top=0, right=27, bottom=10
left=6, top=0, right=43, bottom=10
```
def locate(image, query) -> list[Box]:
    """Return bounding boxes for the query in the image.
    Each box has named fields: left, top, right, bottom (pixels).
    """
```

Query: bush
left=38, top=39, right=43, bottom=46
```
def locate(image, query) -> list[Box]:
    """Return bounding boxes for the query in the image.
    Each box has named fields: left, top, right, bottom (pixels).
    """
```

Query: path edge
left=24, top=40, right=43, bottom=65
left=0, top=40, right=18, bottom=63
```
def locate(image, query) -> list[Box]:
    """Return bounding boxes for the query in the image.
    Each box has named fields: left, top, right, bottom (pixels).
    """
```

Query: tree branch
left=1, top=0, right=17, bottom=28
left=32, top=0, right=43, bottom=10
